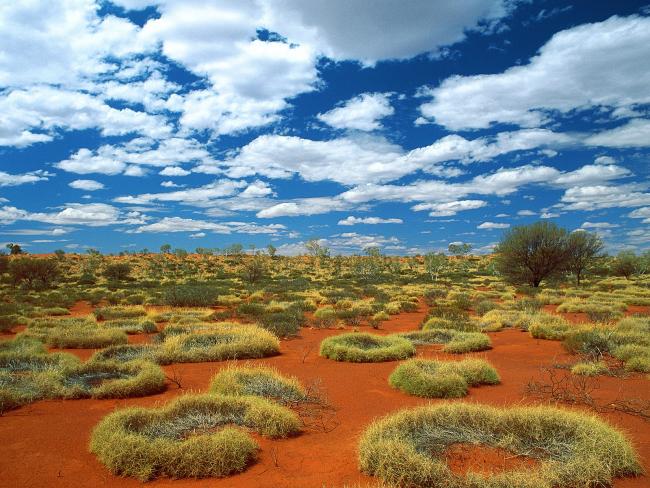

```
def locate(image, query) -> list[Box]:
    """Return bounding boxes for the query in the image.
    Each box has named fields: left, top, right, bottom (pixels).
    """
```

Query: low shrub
left=209, top=365, right=306, bottom=405
left=389, top=358, right=499, bottom=398
left=529, top=313, right=570, bottom=340
left=157, top=323, right=279, bottom=364
left=563, top=328, right=610, bottom=358
left=359, top=403, right=641, bottom=488
left=21, top=326, right=128, bottom=349
left=163, top=285, right=217, bottom=307
left=103, top=318, right=157, bottom=334
left=60, top=360, right=165, bottom=398
left=94, top=305, right=146, bottom=321
left=320, top=333, right=414, bottom=362
left=398, top=329, right=491, bottom=353
left=313, top=306, right=337, bottom=328
left=90, top=394, right=300, bottom=480
left=571, top=361, right=608, bottom=376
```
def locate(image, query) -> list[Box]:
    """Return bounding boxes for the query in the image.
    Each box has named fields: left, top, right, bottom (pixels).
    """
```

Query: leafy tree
left=6, top=243, right=24, bottom=255
left=103, top=262, right=132, bottom=281
left=160, top=243, right=172, bottom=254
left=174, top=248, right=188, bottom=258
left=448, top=242, right=472, bottom=256
left=611, top=251, right=639, bottom=279
left=565, top=230, right=604, bottom=285
left=242, top=255, right=265, bottom=284
left=8, top=257, right=60, bottom=289
left=54, top=249, right=65, bottom=260
left=224, top=243, right=244, bottom=256
left=495, top=221, right=570, bottom=287
left=424, top=252, right=448, bottom=282
left=305, top=239, right=330, bottom=259
left=267, top=243, right=277, bottom=258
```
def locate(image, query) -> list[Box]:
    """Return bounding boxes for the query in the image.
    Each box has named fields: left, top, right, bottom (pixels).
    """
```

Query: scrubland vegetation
left=1, top=223, right=649, bottom=486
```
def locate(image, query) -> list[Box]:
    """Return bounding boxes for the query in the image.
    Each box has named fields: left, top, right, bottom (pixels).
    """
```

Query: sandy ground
left=1, top=303, right=649, bottom=487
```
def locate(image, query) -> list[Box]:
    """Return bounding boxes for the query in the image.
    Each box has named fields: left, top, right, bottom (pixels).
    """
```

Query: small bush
left=320, top=333, right=414, bottom=362
left=164, top=285, right=217, bottom=307
left=94, top=305, right=146, bottom=321
left=571, top=361, right=608, bottom=376
left=157, top=323, right=279, bottom=364
left=90, top=394, right=300, bottom=480
left=209, top=365, right=306, bottom=405
left=389, top=358, right=499, bottom=398
left=529, top=313, right=570, bottom=340
left=359, top=403, right=641, bottom=488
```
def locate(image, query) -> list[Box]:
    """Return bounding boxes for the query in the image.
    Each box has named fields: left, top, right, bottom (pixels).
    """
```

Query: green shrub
left=94, top=305, right=146, bottom=320
left=90, top=394, right=300, bottom=480
left=157, top=323, right=279, bottom=364
left=60, top=360, right=165, bottom=398
left=209, top=365, right=306, bottom=405
left=21, top=326, right=128, bottom=349
left=163, top=285, right=218, bottom=307
left=571, top=361, right=608, bottom=376
left=320, top=333, right=414, bottom=362
left=529, top=314, right=570, bottom=340
left=103, top=318, right=157, bottom=334
left=563, top=329, right=610, bottom=358
left=389, top=358, right=499, bottom=398
left=359, top=403, right=641, bottom=488
left=313, top=306, right=337, bottom=328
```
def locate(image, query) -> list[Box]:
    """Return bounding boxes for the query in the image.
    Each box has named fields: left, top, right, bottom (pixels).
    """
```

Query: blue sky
left=1, top=0, right=649, bottom=255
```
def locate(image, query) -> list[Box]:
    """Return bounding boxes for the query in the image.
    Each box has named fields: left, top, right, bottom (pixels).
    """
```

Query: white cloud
left=56, top=137, right=214, bottom=175
left=558, top=184, right=650, bottom=211
left=517, top=210, right=536, bottom=216
left=0, top=170, right=49, bottom=187
left=581, top=222, right=619, bottom=229
left=586, top=119, right=650, bottom=148
left=628, top=207, right=650, bottom=224
left=114, top=179, right=247, bottom=205
left=478, top=221, right=510, bottom=229
left=189, top=232, right=206, bottom=238
left=413, top=200, right=487, bottom=217
left=0, top=87, right=171, bottom=148
left=318, top=93, right=394, bottom=131
left=132, top=216, right=286, bottom=235
left=159, top=167, right=190, bottom=177
left=69, top=179, right=104, bottom=191
left=202, top=129, right=574, bottom=186
left=263, top=0, right=515, bottom=64
left=0, top=203, right=145, bottom=226
left=337, top=216, right=403, bottom=226
left=418, top=15, right=650, bottom=130
left=540, top=212, right=560, bottom=219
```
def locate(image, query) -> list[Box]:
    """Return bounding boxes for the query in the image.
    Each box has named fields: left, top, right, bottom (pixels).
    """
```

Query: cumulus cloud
left=318, top=93, right=394, bottom=131
left=586, top=118, right=650, bottom=148
left=477, top=221, right=510, bottom=229
left=0, top=203, right=146, bottom=226
left=337, top=216, right=403, bottom=225
left=0, top=170, right=49, bottom=187
left=69, top=179, right=104, bottom=191
left=418, top=15, right=650, bottom=130
left=132, top=216, right=286, bottom=235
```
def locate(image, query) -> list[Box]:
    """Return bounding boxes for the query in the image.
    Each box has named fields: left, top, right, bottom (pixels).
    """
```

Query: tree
left=267, top=243, right=277, bottom=258
left=424, top=252, right=448, bottom=282
left=6, top=243, right=24, bottom=255
left=103, top=262, right=132, bottom=281
left=242, top=255, right=265, bottom=284
left=495, top=221, right=570, bottom=288
left=305, top=239, right=330, bottom=259
left=8, top=257, right=59, bottom=289
left=565, top=231, right=604, bottom=285
left=54, top=249, right=65, bottom=260
left=612, top=251, right=639, bottom=279
left=448, top=242, right=472, bottom=256
left=160, top=243, right=172, bottom=254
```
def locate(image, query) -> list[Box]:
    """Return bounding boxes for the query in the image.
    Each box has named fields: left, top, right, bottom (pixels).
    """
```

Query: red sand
left=1, top=304, right=649, bottom=487
left=446, top=443, right=539, bottom=476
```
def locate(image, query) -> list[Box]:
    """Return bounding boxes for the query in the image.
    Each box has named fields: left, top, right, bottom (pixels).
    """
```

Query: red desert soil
left=1, top=304, right=649, bottom=488
left=445, top=443, right=539, bottom=476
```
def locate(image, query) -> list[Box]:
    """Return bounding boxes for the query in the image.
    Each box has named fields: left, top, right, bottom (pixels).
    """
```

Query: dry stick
left=526, top=365, right=650, bottom=421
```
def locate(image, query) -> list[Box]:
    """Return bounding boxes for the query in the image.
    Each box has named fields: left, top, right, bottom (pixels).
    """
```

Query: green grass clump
left=94, top=305, right=147, bottom=320
left=359, top=403, right=641, bottom=488
left=20, top=325, right=128, bottom=349
left=389, top=358, right=499, bottom=398
left=60, top=360, right=165, bottom=398
left=479, top=310, right=533, bottom=331
left=90, top=394, right=300, bottom=480
left=320, top=333, right=415, bottom=362
left=102, top=318, right=157, bottom=334
left=209, top=365, right=306, bottom=405
left=529, top=313, right=570, bottom=340
left=398, top=328, right=491, bottom=353
left=157, top=323, right=279, bottom=364
left=571, top=361, right=608, bottom=376
left=422, top=316, right=479, bottom=332
left=150, top=308, right=213, bottom=323
left=89, top=344, right=158, bottom=363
